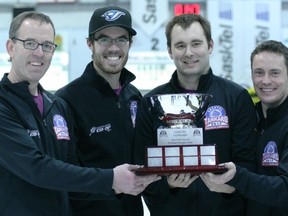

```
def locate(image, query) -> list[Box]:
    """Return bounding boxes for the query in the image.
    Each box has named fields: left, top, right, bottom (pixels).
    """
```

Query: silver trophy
left=136, top=93, right=227, bottom=175
left=150, top=93, right=212, bottom=146
left=150, top=93, right=211, bottom=127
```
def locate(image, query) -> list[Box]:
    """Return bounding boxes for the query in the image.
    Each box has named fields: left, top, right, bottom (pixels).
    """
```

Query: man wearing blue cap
left=56, top=6, right=159, bottom=216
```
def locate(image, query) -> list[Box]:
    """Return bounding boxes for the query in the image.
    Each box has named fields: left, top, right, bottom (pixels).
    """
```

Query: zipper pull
left=43, top=118, right=47, bottom=127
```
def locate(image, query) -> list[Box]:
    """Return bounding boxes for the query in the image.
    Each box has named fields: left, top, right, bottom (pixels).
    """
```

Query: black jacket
left=56, top=62, right=143, bottom=216
left=228, top=98, right=288, bottom=216
left=133, top=69, right=257, bottom=216
left=0, top=74, right=114, bottom=216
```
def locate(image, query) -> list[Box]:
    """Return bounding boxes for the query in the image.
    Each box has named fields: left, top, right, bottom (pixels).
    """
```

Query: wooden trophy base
left=135, top=164, right=227, bottom=176
left=135, top=144, right=227, bottom=176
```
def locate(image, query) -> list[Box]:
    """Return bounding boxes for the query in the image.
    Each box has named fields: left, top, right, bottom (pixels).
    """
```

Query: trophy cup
left=136, top=93, right=227, bottom=175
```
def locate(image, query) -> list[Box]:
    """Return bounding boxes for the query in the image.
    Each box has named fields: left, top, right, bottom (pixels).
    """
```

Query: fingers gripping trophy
left=136, top=93, right=227, bottom=175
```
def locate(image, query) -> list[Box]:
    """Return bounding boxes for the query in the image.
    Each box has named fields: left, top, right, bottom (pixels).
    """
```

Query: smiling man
left=251, top=44, right=288, bottom=111
left=55, top=6, right=160, bottom=216
left=133, top=13, right=257, bottom=216
left=6, top=13, right=56, bottom=95
left=201, top=40, right=288, bottom=216
left=0, top=11, right=159, bottom=216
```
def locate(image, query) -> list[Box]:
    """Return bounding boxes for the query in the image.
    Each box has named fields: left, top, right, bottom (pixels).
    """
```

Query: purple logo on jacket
left=204, top=105, right=229, bottom=130
left=262, top=141, right=279, bottom=166
left=53, top=114, right=70, bottom=140
left=130, top=101, right=138, bottom=128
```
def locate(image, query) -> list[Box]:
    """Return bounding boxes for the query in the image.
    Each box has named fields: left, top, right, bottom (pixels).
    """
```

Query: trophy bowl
left=135, top=93, right=227, bottom=175
left=148, top=93, right=212, bottom=127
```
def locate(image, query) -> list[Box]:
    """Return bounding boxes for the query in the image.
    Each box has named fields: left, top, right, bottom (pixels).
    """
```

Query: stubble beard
left=95, top=53, right=128, bottom=75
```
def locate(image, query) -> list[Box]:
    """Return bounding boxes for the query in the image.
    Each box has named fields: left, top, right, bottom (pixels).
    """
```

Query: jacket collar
left=1, top=73, right=56, bottom=108
left=256, top=97, right=288, bottom=130
left=81, top=61, right=136, bottom=92
left=169, top=68, right=213, bottom=93
left=1, top=73, right=40, bottom=98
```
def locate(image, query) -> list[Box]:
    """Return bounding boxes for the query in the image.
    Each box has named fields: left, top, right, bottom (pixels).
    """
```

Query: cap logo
left=101, top=10, right=125, bottom=21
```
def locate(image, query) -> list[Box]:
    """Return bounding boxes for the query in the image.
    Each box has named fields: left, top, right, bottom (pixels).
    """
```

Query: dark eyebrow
left=94, top=33, right=107, bottom=38
left=191, top=39, right=203, bottom=43
left=20, top=38, right=54, bottom=44
left=94, top=33, right=129, bottom=39
left=174, top=41, right=186, bottom=46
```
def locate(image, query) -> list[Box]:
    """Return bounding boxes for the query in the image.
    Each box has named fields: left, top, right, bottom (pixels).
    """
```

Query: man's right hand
left=167, top=173, right=199, bottom=188
left=112, top=164, right=161, bottom=195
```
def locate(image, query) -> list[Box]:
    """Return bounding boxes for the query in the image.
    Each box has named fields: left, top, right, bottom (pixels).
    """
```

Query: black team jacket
left=133, top=69, right=257, bottom=216
left=227, top=98, right=288, bottom=216
left=56, top=61, right=143, bottom=216
left=0, top=73, right=114, bottom=216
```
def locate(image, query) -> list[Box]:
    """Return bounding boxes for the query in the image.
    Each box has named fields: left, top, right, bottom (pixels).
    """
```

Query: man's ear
left=208, top=39, right=214, bottom=54
left=6, top=39, right=14, bottom=60
left=167, top=47, right=173, bottom=60
left=86, top=39, right=93, bottom=50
